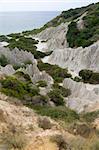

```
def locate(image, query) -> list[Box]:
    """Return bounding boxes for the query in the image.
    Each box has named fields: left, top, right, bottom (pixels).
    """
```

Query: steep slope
left=42, top=41, right=99, bottom=73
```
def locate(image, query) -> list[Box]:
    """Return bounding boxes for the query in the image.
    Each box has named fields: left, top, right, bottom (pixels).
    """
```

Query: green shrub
left=74, top=76, right=82, bottom=82
left=37, top=60, right=72, bottom=83
left=36, top=80, right=47, bottom=87
left=90, top=73, right=99, bottom=84
left=13, top=64, right=26, bottom=70
left=0, top=76, right=39, bottom=100
left=8, top=33, right=21, bottom=39
left=48, top=89, right=65, bottom=106
left=0, top=35, right=8, bottom=42
left=0, top=55, right=9, bottom=67
left=79, top=69, right=99, bottom=84
left=6, top=36, right=52, bottom=59
left=67, top=3, right=99, bottom=48
left=15, top=71, right=32, bottom=83
left=52, top=83, right=71, bottom=97
left=79, top=69, right=93, bottom=81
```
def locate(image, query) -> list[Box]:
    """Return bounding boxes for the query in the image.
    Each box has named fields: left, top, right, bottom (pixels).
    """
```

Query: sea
left=0, top=11, right=60, bottom=35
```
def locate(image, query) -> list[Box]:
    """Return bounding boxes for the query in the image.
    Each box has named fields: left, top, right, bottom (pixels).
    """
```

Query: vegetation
left=51, top=135, right=68, bottom=150
left=81, top=110, right=99, bottom=123
left=0, top=76, right=39, bottom=100
left=73, top=76, right=82, bottom=82
left=0, top=35, right=9, bottom=42
left=48, top=89, right=65, bottom=106
left=22, top=3, right=95, bottom=36
left=67, top=3, right=99, bottom=48
left=14, top=71, right=32, bottom=83
left=8, top=33, right=21, bottom=39
left=13, top=64, right=26, bottom=70
left=79, top=69, right=99, bottom=84
left=36, top=80, right=47, bottom=87
left=37, top=60, right=72, bottom=83
left=2, top=131, right=27, bottom=150
left=32, top=106, right=79, bottom=123
left=0, top=55, right=9, bottom=67
left=6, top=36, right=52, bottom=59
left=52, top=83, right=71, bottom=97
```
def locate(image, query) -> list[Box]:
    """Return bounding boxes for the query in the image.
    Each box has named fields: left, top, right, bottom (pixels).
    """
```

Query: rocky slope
left=0, top=2, right=99, bottom=150
left=42, top=41, right=99, bottom=73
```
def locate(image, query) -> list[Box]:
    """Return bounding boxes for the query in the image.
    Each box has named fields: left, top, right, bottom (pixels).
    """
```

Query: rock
left=0, top=47, right=36, bottom=65
left=34, top=22, right=69, bottom=52
left=38, top=116, right=55, bottom=130
left=77, top=12, right=87, bottom=30
left=43, top=41, right=99, bottom=73
left=0, top=65, right=15, bottom=75
left=63, top=78, right=99, bottom=113
left=23, top=64, right=53, bottom=85
left=31, top=95, right=49, bottom=106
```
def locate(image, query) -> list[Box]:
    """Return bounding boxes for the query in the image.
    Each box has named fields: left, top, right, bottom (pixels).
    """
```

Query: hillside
left=0, top=2, right=99, bottom=150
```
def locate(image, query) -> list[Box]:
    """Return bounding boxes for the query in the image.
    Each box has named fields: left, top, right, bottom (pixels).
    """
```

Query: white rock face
left=77, top=12, right=87, bottom=30
left=63, top=78, right=99, bottom=113
left=21, top=64, right=53, bottom=85
left=0, top=47, right=36, bottom=65
left=0, top=65, right=15, bottom=76
left=43, top=41, right=99, bottom=73
left=34, top=22, right=69, bottom=51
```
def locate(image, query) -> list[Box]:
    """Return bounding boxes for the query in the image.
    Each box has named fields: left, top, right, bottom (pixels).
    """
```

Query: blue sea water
left=0, top=11, right=60, bottom=35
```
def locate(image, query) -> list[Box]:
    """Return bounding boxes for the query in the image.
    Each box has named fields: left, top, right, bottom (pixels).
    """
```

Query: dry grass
left=1, top=130, right=28, bottom=150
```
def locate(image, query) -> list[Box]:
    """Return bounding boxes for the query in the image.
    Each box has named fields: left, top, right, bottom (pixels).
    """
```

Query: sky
left=0, top=0, right=99, bottom=11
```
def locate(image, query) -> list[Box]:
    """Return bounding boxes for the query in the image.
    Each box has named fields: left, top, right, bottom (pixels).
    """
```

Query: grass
left=32, top=106, right=79, bottom=123
left=81, top=110, right=99, bottom=123
left=2, top=131, right=27, bottom=150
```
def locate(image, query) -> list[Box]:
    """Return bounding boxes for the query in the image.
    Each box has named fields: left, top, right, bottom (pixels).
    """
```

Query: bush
left=7, top=36, right=52, bottom=59
left=38, top=60, right=72, bottom=83
left=67, top=3, right=99, bottom=48
left=36, top=80, right=47, bottom=87
left=0, top=55, right=9, bottom=67
left=52, top=83, right=71, bottom=97
left=0, top=76, right=39, bottom=100
left=48, top=90, right=65, bottom=106
left=0, top=35, right=8, bottom=42
left=79, top=69, right=93, bottom=81
left=15, top=71, right=32, bottom=83
left=13, top=64, right=26, bottom=70
left=79, top=69, right=99, bottom=84
left=74, top=76, right=82, bottom=82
